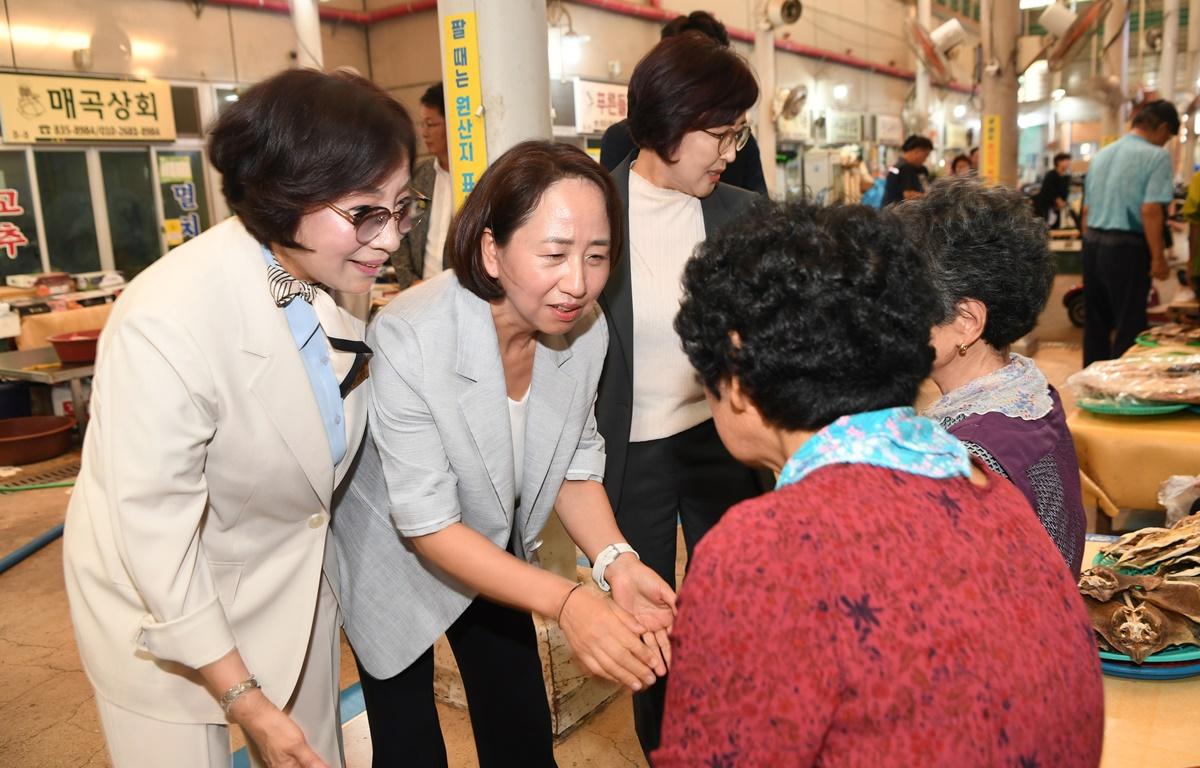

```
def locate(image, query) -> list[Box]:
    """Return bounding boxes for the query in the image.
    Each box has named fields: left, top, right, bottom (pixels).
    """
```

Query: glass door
left=34, top=150, right=101, bottom=275
left=100, top=149, right=159, bottom=278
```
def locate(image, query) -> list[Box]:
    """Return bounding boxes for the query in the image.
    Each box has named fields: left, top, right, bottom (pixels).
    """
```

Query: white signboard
left=777, top=109, right=811, bottom=141
left=573, top=79, right=628, bottom=135
left=825, top=111, right=863, bottom=144
left=875, top=114, right=904, bottom=145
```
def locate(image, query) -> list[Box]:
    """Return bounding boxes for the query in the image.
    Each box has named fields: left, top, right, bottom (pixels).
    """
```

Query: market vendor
left=654, top=199, right=1104, bottom=767
left=900, top=177, right=1087, bottom=575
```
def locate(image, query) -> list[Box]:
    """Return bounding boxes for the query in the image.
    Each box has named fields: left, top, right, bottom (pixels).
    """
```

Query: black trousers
left=612, top=418, right=768, bottom=760
left=354, top=597, right=556, bottom=768
left=1082, top=229, right=1151, bottom=366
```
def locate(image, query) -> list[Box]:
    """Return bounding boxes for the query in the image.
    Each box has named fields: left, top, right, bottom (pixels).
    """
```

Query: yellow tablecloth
left=1083, top=540, right=1200, bottom=767
left=1069, top=410, right=1200, bottom=512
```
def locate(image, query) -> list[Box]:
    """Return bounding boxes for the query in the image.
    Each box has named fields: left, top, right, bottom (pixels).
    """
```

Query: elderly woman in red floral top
left=654, top=201, right=1104, bottom=767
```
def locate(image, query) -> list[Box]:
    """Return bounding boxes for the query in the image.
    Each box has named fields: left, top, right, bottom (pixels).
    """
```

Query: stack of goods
left=1137, top=323, right=1200, bottom=348
left=1079, top=514, right=1200, bottom=678
left=1068, top=352, right=1200, bottom=416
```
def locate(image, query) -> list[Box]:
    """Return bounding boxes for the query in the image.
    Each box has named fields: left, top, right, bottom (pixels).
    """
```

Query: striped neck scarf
left=267, top=259, right=317, bottom=307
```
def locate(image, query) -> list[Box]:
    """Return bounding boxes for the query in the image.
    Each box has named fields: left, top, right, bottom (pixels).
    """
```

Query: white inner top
left=423, top=161, right=453, bottom=280
left=508, top=388, right=529, bottom=496
left=627, top=165, right=710, bottom=442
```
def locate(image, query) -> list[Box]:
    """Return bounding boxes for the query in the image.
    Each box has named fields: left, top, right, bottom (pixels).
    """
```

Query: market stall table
left=0, top=347, right=94, bottom=433
left=1069, top=409, right=1200, bottom=512
left=1084, top=538, right=1200, bottom=767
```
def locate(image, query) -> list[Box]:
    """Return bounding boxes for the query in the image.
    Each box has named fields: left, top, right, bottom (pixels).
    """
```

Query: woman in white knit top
left=594, top=31, right=770, bottom=759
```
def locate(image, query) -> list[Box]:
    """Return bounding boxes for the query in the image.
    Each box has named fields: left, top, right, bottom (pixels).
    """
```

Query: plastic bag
left=1159, top=475, right=1200, bottom=526
left=1067, top=352, right=1200, bottom=405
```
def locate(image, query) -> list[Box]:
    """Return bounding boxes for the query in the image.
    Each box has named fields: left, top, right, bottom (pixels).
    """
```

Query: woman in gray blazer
left=334, top=141, right=675, bottom=767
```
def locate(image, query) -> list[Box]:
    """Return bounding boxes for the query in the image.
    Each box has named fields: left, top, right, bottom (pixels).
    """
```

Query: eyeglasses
left=325, top=192, right=430, bottom=245
left=702, top=123, right=752, bottom=155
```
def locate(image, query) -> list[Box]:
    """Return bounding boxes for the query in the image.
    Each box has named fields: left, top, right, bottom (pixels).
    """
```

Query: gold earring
left=957, top=343, right=970, bottom=357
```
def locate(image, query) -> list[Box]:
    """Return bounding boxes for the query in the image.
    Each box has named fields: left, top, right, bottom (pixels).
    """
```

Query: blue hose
left=0, top=523, right=64, bottom=575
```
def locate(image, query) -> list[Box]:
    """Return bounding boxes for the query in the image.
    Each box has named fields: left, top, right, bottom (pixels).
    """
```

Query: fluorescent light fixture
left=832, top=84, right=849, bottom=101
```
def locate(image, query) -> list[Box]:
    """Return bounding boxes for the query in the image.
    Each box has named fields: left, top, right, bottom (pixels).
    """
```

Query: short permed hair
left=674, top=201, right=939, bottom=431
left=895, top=176, right=1054, bottom=350
left=627, top=33, right=758, bottom=162
left=448, top=140, right=623, bottom=301
left=420, top=82, right=445, bottom=117
left=661, top=11, right=730, bottom=45
left=209, top=68, right=415, bottom=250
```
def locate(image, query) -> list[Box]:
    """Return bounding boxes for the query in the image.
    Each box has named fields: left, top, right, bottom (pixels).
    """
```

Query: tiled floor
left=0, top=315, right=1089, bottom=767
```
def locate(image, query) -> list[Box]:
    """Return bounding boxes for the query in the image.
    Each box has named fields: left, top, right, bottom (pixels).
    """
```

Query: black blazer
left=596, top=156, right=760, bottom=510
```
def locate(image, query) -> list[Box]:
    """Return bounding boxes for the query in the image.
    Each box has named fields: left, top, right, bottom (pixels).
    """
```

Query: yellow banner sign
left=0, top=73, right=175, bottom=143
left=981, top=114, right=1001, bottom=183
left=442, top=13, right=487, bottom=211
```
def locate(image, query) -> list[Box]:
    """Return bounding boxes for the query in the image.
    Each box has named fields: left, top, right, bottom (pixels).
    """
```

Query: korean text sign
left=0, top=74, right=175, bottom=143
left=443, top=13, right=487, bottom=211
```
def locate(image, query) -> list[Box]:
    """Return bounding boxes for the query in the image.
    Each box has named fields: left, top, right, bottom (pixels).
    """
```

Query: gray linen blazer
left=389, top=157, right=440, bottom=289
left=332, top=271, right=609, bottom=678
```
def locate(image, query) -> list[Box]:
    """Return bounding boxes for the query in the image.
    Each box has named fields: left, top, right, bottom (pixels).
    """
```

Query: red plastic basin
left=0, top=415, right=76, bottom=465
left=46, top=329, right=102, bottom=364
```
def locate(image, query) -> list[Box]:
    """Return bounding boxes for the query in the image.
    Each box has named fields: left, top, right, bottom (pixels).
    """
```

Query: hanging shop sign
left=825, top=111, right=863, bottom=144
left=573, top=79, right=628, bottom=135
left=945, top=123, right=969, bottom=149
left=0, top=74, right=174, bottom=144
left=442, top=13, right=487, bottom=212
left=874, top=114, right=904, bottom=145
left=981, top=114, right=1001, bottom=183
left=778, top=108, right=811, bottom=142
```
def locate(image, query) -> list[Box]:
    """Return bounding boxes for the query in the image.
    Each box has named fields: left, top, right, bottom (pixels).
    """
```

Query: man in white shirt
left=390, top=82, right=453, bottom=288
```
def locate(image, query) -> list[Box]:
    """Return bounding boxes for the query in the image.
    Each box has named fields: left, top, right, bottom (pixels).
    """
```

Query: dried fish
left=1079, top=513, right=1200, bottom=663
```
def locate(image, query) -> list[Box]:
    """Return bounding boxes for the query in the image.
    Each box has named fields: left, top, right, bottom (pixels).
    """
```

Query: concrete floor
left=0, top=299, right=1090, bottom=767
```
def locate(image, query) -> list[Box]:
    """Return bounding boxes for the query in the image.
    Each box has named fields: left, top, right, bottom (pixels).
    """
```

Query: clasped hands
left=556, top=553, right=676, bottom=691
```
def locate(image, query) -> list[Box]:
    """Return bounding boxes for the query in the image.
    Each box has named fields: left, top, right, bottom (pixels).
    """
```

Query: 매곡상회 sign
left=0, top=73, right=175, bottom=143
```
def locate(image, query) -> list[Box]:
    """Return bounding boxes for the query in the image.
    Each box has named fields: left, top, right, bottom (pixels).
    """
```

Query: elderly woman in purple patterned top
left=898, top=177, right=1087, bottom=575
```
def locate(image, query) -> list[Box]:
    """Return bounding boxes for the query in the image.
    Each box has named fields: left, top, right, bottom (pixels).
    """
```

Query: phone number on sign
left=41, top=125, right=164, bottom=138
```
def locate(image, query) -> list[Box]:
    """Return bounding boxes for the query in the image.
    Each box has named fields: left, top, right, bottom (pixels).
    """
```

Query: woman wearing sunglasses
left=62, top=68, right=416, bottom=768
left=593, top=31, right=770, bottom=759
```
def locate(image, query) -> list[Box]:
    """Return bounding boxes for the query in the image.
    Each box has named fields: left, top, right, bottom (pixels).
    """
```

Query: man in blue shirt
left=1080, top=100, right=1179, bottom=364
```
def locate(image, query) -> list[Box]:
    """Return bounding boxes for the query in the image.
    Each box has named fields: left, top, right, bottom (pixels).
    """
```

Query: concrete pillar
left=438, top=0, right=551, bottom=160
left=755, top=23, right=778, bottom=198
left=1101, top=1, right=1129, bottom=143
left=915, top=0, right=932, bottom=128
left=288, top=0, right=323, bottom=69
left=1159, top=0, right=1180, bottom=102
left=979, top=0, right=1019, bottom=186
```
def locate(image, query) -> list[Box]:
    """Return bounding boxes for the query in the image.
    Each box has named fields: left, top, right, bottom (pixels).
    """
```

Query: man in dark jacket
left=882, top=135, right=932, bottom=207
left=1034, top=152, right=1073, bottom=228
